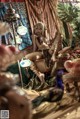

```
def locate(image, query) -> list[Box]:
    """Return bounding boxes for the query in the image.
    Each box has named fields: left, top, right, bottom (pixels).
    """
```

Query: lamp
left=3, top=2, right=24, bottom=88
left=4, top=3, right=20, bottom=22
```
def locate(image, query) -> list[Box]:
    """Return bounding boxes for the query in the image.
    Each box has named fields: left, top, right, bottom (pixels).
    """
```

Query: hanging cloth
left=25, top=0, right=60, bottom=43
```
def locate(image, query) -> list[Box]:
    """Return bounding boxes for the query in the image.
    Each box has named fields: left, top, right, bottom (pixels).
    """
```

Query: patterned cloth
left=0, top=2, right=32, bottom=50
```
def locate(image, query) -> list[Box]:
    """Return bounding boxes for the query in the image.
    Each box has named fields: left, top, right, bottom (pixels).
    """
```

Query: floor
left=43, top=102, right=80, bottom=119
left=33, top=91, right=80, bottom=119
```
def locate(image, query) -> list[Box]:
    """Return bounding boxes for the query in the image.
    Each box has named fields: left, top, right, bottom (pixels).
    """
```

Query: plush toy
left=0, top=45, right=32, bottom=119
left=63, top=58, right=80, bottom=83
left=0, top=72, right=32, bottom=119
left=63, top=58, right=80, bottom=101
left=0, top=45, right=27, bottom=71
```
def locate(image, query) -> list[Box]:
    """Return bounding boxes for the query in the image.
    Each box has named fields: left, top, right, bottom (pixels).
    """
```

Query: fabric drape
left=0, top=0, right=24, bottom=2
left=0, top=2, right=32, bottom=50
left=25, top=0, right=61, bottom=43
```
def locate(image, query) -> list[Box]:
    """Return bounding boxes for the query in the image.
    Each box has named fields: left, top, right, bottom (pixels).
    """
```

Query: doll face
left=34, top=23, right=44, bottom=36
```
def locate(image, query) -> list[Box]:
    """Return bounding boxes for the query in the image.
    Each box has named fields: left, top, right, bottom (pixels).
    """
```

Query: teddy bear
left=63, top=58, right=80, bottom=83
left=63, top=58, right=80, bottom=101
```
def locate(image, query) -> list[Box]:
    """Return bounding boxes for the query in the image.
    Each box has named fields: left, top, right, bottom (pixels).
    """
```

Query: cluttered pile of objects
left=0, top=1, right=80, bottom=119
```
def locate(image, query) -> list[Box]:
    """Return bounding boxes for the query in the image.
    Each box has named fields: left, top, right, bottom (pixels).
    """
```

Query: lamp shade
left=17, top=25, right=28, bottom=35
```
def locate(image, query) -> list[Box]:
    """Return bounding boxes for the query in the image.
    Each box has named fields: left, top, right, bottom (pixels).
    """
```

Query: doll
left=25, top=22, right=51, bottom=88
left=32, top=22, right=51, bottom=65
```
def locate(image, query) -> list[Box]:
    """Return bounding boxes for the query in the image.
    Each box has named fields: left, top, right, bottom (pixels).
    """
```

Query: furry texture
left=63, top=58, right=80, bottom=83
left=0, top=73, right=32, bottom=119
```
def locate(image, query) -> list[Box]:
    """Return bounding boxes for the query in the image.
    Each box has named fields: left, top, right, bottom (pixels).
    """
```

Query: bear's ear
left=64, top=60, right=73, bottom=72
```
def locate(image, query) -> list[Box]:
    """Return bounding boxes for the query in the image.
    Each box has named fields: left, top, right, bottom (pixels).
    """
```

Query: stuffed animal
left=63, top=58, right=80, bottom=101
left=0, top=45, right=27, bottom=71
left=63, top=58, right=80, bottom=83
left=0, top=45, right=32, bottom=119
left=0, top=72, right=32, bottom=119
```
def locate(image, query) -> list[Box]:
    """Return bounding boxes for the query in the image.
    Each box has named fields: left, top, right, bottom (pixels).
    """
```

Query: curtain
left=0, top=2, right=32, bottom=50
left=0, top=0, right=24, bottom=2
left=59, top=0, right=79, bottom=2
left=25, top=0, right=61, bottom=43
